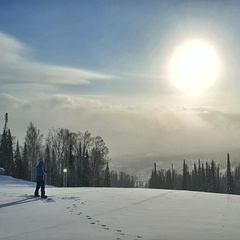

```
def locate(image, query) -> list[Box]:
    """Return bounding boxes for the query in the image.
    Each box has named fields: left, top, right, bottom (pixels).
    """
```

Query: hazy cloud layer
left=1, top=93, right=239, bottom=171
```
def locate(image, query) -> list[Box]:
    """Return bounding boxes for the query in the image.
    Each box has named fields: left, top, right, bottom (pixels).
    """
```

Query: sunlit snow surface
left=1, top=175, right=240, bottom=240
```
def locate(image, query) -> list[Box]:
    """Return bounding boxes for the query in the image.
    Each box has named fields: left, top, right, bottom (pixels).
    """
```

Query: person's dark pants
left=34, top=176, right=45, bottom=197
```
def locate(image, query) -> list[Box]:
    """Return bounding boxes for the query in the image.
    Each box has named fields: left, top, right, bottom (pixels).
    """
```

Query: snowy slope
left=1, top=176, right=240, bottom=240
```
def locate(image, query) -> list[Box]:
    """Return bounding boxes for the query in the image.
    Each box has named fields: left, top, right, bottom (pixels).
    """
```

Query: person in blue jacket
left=34, top=160, right=47, bottom=198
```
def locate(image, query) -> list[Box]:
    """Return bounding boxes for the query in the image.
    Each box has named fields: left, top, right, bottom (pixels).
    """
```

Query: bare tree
left=73, top=131, right=93, bottom=186
left=46, top=128, right=75, bottom=186
left=24, top=122, right=43, bottom=181
left=90, top=136, right=109, bottom=187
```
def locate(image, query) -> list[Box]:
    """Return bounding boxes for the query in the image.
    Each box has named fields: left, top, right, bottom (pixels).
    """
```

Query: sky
left=1, top=175, right=240, bottom=240
left=1, top=0, right=240, bottom=171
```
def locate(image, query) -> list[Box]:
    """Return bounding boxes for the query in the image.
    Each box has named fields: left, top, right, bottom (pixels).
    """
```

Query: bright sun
left=168, top=39, right=221, bottom=96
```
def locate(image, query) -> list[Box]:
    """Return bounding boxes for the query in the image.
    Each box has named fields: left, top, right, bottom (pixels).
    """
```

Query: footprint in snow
left=101, top=224, right=109, bottom=230
left=115, top=230, right=124, bottom=236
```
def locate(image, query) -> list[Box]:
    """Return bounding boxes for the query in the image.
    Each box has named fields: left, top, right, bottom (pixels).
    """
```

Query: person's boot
left=34, top=191, right=40, bottom=197
left=41, top=195, right=47, bottom=198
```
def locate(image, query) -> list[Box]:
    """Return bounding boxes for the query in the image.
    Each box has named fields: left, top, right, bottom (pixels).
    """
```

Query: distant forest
left=1, top=113, right=240, bottom=195
left=149, top=154, right=239, bottom=195
left=0, top=113, right=135, bottom=188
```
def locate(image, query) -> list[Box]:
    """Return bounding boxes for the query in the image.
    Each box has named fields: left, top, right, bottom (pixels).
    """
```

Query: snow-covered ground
left=1, top=176, right=240, bottom=240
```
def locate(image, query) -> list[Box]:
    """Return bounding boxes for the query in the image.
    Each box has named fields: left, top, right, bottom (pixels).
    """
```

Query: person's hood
left=38, top=161, right=44, bottom=167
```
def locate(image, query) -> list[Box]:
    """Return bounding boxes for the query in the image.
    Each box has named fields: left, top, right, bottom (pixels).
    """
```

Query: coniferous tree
left=166, top=169, right=173, bottom=189
left=147, top=155, right=240, bottom=195
left=109, top=170, right=135, bottom=188
left=104, top=162, right=110, bottom=187
left=0, top=113, right=8, bottom=172
left=118, top=171, right=134, bottom=187
left=201, top=163, right=206, bottom=191
left=0, top=115, right=15, bottom=176
left=197, top=159, right=202, bottom=190
left=149, top=162, right=157, bottom=188
left=226, top=153, right=234, bottom=194
left=210, top=160, right=217, bottom=192
left=22, top=143, right=30, bottom=180
left=44, top=144, right=51, bottom=185
left=110, top=170, right=118, bottom=187
left=182, top=160, right=189, bottom=190
left=234, top=165, right=240, bottom=194
left=157, top=170, right=165, bottom=189
left=171, top=163, right=176, bottom=189
left=216, top=164, right=220, bottom=193
left=192, top=163, right=198, bottom=191
left=205, top=162, right=211, bottom=192
left=14, top=140, right=24, bottom=179
left=6, top=129, right=14, bottom=176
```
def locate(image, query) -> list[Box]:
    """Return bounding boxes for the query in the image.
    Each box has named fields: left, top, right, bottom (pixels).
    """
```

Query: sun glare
left=168, top=39, right=221, bottom=96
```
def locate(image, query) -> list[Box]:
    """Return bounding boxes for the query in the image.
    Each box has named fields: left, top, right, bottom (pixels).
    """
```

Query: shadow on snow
left=0, top=197, right=39, bottom=209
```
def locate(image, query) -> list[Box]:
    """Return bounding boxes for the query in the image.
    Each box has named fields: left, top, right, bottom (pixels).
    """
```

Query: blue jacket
left=36, top=161, right=45, bottom=177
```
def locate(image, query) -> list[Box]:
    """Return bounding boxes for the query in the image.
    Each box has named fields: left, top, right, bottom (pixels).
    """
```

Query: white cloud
left=0, top=32, right=112, bottom=86
left=0, top=32, right=28, bottom=62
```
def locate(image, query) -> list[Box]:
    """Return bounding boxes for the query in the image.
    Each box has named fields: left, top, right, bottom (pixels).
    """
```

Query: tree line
left=149, top=153, right=240, bottom=195
left=2, top=112, right=239, bottom=194
left=0, top=113, right=136, bottom=188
